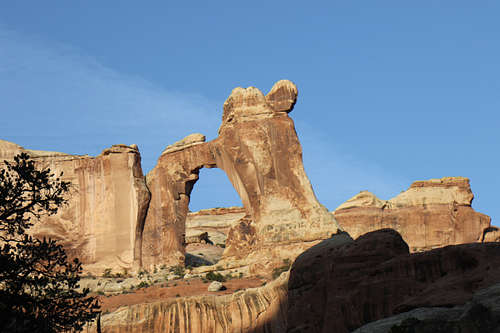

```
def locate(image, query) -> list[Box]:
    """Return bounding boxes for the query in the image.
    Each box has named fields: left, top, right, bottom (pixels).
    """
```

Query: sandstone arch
left=141, top=80, right=340, bottom=272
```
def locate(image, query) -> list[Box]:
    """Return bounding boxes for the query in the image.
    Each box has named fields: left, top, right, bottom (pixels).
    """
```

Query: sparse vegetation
left=170, top=265, right=185, bottom=279
left=137, top=281, right=149, bottom=289
left=272, top=258, right=292, bottom=279
left=206, top=271, right=226, bottom=282
left=102, top=268, right=113, bottom=278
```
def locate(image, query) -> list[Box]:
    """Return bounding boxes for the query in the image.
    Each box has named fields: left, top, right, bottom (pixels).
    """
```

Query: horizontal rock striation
left=334, top=177, right=492, bottom=252
left=93, top=272, right=289, bottom=333
left=0, top=140, right=150, bottom=274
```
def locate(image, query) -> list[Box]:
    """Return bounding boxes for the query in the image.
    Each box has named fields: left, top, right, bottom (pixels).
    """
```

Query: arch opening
left=185, top=167, right=244, bottom=268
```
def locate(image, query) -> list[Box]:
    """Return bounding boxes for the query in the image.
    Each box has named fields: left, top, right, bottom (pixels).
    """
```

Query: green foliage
left=170, top=265, right=185, bottom=279
left=272, top=258, right=292, bottom=279
left=137, top=281, right=149, bottom=289
left=205, top=271, right=226, bottom=282
left=102, top=268, right=113, bottom=278
left=138, top=269, right=148, bottom=278
left=0, top=153, right=100, bottom=332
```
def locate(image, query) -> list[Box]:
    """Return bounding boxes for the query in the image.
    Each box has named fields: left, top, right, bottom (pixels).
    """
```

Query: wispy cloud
left=0, top=27, right=220, bottom=171
left=0, top=26, right=408, bottom=212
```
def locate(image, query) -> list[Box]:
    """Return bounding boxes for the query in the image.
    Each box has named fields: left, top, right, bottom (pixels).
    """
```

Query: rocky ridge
left=334, top=177, right=493, bottom=252
left=1, top=80, right=339, bottom=276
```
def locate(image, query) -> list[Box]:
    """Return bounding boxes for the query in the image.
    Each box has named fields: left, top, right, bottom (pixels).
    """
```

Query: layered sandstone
left=0, top=140, right=150, bottom=274
left=93, top=272, right=289, bottom=333
left=334, top=177, right=493, bottom=252
left=287, top=229, right=500, bottom=333
left=186, top=207, right=245, bottom=246
left=142, top=80, right=340, bottom=272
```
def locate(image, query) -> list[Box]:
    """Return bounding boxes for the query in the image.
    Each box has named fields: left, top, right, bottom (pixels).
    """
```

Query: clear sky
left=1, top=2, right=498, bottom=225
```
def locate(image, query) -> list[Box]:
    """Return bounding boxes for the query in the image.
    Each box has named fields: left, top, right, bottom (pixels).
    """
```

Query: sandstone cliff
left=142, top=80, right=340, bottom=273
left=334, top=177, right=493, bottom=252
left=0, top=140, right=150, bottom=274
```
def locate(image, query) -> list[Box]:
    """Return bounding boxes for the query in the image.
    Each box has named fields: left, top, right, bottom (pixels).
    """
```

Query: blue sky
left=1, top=2, right=498, bottom=225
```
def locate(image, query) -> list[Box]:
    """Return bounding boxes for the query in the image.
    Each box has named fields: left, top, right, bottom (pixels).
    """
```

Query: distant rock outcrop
left=0, top=140, right=150, bottom=274
left=287, top=229, right=500, bottom=333
left=334, top=177, right=493, bottom=252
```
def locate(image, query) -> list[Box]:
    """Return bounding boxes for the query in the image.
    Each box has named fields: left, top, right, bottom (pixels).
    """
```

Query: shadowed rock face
left=334, top=177, right=493, bottom=252
left=142, top=80, right=340, bottom=272
left=287, top=229, right=500, bottom=333
left=0, top=140, right=150, bottom=274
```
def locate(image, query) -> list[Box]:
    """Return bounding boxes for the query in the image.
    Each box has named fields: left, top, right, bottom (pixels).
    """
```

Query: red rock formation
left=287, top=229, right=500, bottom=333
left=92, top=272, right=289, bottom=333
left=142, top=80, right=340, bottom=272
left=334, top=177, right=492, bottom=252
left=0, top=140, right=150, bottom=274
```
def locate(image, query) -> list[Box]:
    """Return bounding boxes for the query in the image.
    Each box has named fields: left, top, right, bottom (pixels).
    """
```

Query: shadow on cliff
left=284, top=228, right=500, bottom=333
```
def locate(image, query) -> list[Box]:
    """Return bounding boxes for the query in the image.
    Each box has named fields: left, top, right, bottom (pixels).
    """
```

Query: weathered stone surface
left=186, top=207, right=245, bottom=246
left=161, top=133, right=206, bottom=155
left=287, top=229, right=500, bottom=333
left=334, top=177, right=492, bottom=252
left=142, top=80, right=340, bottom=272
left=91, top=272, right=289, bottom=333
left=0, top=140, right=150, bottom=274
left=353, top=283, right=500, bottom=333
left=207, top=281, right=224, bottom=292
left=142, top=139, right=216, bottom=268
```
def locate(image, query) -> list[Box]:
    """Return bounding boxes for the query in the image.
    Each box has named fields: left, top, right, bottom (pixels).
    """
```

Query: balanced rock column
left=213, top=80, right=340, bottom=271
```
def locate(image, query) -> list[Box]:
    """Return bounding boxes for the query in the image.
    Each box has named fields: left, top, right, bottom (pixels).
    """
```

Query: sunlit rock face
left=334, top=177, right=493, bottom=252
left=95, top=273, right=289, bottom=333
left=142, top=80, right=340, bottom=272
left=0, top=140, right=150, bottom=274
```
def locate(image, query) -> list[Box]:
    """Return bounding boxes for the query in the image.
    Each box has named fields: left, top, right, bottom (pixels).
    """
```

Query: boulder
left=207, top=281, right=225, bottom=292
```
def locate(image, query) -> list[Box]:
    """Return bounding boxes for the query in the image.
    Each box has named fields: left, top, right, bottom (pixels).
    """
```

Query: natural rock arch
left=141, top=80, right=340, bottom=272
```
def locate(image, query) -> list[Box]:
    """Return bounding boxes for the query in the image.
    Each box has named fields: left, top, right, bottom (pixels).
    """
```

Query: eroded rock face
left=287, top=229, right=500, bottom=333
left=93, top=272, right=289, bottom=333
left=353, top=282, right=500, bottom=333
left=0, top=140, right=150, bottom=274
left=142, top=80, right=340, bottom=271
left=334, top=177, right=492, bottom=252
